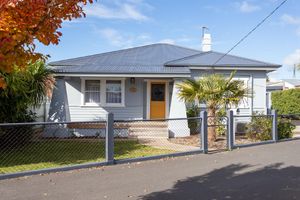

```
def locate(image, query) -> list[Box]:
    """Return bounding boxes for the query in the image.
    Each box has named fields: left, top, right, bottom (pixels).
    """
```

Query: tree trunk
left=207, top=107, right=217, bottom=145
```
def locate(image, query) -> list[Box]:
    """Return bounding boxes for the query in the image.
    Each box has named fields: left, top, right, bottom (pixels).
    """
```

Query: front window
left=84, top=80, right=100, bottom=104
left=106, top=80, right=122, bottom=104
left=82, top=79, right=124, bottom=106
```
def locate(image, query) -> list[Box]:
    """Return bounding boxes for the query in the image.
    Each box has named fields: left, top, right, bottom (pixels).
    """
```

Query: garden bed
left=168, top=134, right=257, bottom=150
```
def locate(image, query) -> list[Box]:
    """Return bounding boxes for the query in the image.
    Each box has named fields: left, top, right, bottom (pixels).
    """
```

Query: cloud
left=96, top=27, right=199, bottom=49
left=98, top=28, right=125, bottom=47
left=283, top=49, right=300, bottom=66
left=280, top=14, right=300, bottom=37
left=84, top=1, right=149, bottom=21
left=236, top=1, right=261, bottom=13
left=97, top=28, right=152, bottom=48
left=280, top=14, right=300, bottom=25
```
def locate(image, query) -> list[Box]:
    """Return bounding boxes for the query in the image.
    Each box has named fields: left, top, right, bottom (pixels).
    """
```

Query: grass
left=0, top=139, right=174, bottom=174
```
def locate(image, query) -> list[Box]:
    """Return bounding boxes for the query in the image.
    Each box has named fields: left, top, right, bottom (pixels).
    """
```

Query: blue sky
left=36, top=0, right=300, bottom=80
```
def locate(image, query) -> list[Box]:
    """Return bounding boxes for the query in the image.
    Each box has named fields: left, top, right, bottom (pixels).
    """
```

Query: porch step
left=126, top=122, right=168, bottom=128
left=136, top=136, right=168, bottom=139
left=128, top=122, right=169, bottom=139
left=129, top=129, right=169, bottom=139
left=129, top=128, right=168, bottom=132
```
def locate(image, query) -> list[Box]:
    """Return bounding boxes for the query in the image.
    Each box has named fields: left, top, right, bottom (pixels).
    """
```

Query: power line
left=212, top=0, right=289, bottom=66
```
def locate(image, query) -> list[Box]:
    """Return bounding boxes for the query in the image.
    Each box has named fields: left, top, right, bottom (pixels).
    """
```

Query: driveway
left=1, top=140, right=300, bottom=200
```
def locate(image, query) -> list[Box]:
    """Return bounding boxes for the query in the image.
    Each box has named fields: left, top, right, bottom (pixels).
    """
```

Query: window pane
left=151, top=84, right=165, bottom=101
left=106, top=80, right=122, bottom=104
left=85, top=80, right=100, bottom=103
left=85, top=80, right=100, bottom=91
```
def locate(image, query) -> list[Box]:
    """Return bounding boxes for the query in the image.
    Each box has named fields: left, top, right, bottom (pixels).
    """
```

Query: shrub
left=278, top=118, right=295, bottom=139
left=0, top=62, right=53, bottom=149
left=246, top=115, right=272, bottom=141
left=271, top=89, right=300, bottom=115
left=0, top=111, right=36, bottom=150
left=245, top=114, right=296, bottom=141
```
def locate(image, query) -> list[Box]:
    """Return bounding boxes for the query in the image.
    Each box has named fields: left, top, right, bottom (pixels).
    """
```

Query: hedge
left=271, top=88, right=300, bottom=115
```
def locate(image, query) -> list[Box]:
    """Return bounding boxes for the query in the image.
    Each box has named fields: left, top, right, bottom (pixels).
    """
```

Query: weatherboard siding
left=49, top=77, right=144, bottom=121
left=68, top=106, right=143, bottom=121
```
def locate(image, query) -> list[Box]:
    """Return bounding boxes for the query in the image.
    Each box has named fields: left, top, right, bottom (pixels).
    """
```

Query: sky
left=36, top=0, right=300, bottom=80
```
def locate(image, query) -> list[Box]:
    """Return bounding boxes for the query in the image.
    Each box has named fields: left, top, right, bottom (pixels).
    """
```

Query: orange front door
left=150, top=83, right=166, bottom=119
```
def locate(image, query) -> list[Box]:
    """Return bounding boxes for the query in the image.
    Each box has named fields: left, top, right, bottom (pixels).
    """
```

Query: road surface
left=1, top=140, right=300, bottom=200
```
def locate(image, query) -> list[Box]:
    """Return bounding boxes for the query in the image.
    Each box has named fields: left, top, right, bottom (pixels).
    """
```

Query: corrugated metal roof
left=49, top=43, right=281, bottom=75
left=165, top=51, right=281, bottom=67
left=52, top=65, right=191, bottom=74
left=49, top=43, right=199, bottom=75
left=282, top=79, right=300, bottom=86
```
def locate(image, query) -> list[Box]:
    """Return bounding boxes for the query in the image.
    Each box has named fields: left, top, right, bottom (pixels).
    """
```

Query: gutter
left=53, top=73, right=191, bottom=78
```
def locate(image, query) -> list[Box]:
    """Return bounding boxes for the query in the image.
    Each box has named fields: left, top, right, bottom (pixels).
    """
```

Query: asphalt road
left=1, top=140, right=300, bottom=200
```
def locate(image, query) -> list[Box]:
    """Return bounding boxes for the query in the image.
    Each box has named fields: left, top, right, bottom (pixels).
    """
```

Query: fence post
left=272, top=109, right=278, bottom=142
left=226, top=110, right=234, bottom=150
left=106, top=112, right=114, bottom=164
left=200, top=111, right=208, bottom=154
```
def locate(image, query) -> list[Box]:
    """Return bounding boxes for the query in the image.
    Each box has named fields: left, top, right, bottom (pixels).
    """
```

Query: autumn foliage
left=0, top=0, right=94, bottom=88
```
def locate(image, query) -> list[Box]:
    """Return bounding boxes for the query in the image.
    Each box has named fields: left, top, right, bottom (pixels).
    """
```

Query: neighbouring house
left=47, top=34, right=280, bottom=138
left=266, top=79, right=300, bottom=110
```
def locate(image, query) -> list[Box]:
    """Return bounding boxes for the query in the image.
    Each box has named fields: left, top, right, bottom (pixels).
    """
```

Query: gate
left=206, top=115, right=228, bottom=151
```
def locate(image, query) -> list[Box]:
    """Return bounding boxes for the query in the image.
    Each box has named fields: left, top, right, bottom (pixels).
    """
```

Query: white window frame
left=105, top=79, right=125, bottom=107
left=81, top=78, right=125, bottom=107
left=81, top=79, right=101, bottom=106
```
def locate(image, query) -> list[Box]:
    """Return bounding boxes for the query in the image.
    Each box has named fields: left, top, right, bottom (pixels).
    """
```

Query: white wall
left=168, top=79, right=190, bottom=137
left=252, top=73, right=267, bottom=113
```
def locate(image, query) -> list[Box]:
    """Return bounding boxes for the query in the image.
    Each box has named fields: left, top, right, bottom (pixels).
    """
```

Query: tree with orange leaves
left=0, top=0, right=94, bottom=88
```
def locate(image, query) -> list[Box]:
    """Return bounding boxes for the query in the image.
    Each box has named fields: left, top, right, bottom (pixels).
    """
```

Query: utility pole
left=293, top=64, right=296, bottom=78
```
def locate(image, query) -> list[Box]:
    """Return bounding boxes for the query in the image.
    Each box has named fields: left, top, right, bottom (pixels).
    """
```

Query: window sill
left=80, top=105, right=101, bottom=108
left=80, top=104, right=125, bottom=108
left=103, top=104, right=125, bottom=108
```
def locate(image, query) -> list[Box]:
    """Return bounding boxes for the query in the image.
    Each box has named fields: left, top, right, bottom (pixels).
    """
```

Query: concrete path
left=1, top=140, right=300, bottom=200
left=138, top=138, right=200, bottom=152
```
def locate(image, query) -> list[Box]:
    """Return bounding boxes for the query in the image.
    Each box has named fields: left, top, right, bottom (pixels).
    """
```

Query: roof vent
left=202, top=27, right=212, bottom=52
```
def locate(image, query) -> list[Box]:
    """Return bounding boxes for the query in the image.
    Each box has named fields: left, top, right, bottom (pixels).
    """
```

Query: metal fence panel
left=0, top=121, right=106, bottom=174
left=4, top=109, right=298, bottom=178
left=233, top=114, right=274, bottom=147
left=113, top=117, right=203, bottom=161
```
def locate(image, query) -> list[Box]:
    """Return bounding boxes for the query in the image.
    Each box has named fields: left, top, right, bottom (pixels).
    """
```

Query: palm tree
left=0, top=61, right=55, bottom=122
left=177, top=72, right=250, bottom=144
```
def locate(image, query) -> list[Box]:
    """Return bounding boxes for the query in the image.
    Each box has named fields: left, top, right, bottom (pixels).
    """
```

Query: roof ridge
left=49, top=43, right=200, bottom=66
left=159, top=43, right=201, bottom=53
left=165, top=50, right=281, bottom=67
left=49, top=43, right=159, bottom=66
left=211, top=51, right=280, bottom=66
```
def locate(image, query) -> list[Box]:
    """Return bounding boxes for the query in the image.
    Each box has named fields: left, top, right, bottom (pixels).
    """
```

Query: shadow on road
left=140, top=163, right=300, bottom=200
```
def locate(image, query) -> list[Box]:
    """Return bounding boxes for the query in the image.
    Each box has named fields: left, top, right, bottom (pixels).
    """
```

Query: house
left=267, top=79, right=300, bottom=92
left=47, top=34, right=280, bottom=137
left=266, top=79, right=300, bottom=110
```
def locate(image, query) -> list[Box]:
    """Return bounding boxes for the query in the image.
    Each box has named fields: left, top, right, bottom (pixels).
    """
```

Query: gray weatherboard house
left=47, top=35, right=280, bottom=138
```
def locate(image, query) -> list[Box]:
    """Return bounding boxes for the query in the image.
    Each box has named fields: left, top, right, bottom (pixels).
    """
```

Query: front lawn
left=0, top=139, right=174, bottom=174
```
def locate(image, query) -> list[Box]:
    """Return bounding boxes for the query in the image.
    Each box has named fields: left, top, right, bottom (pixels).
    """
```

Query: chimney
left=202, top=27, right=212, bottom=52
left=202, top=33, right=212, bottom=52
